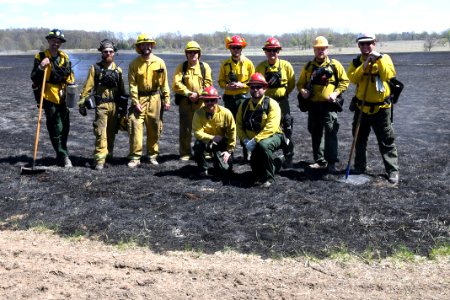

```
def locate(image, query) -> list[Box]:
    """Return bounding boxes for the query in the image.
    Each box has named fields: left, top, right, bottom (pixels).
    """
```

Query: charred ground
left=0, top=52, right=449, bottom=261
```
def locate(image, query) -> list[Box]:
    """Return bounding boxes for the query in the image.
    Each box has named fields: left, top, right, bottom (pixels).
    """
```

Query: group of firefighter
left=30, top=29, right=400, bottom=187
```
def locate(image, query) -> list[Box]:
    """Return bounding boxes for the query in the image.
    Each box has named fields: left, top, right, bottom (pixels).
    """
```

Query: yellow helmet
left=135, top=33, right=156, bottom=54
left=313, top=36, right=329, bottom=48
left=185, top=41, right=201, bottom=58
left=185, top=41, right=201, bottom=51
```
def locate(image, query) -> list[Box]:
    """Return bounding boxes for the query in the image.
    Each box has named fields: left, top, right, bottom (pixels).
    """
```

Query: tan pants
left=128, top=95, right=161, bottom=160
left=179, top=97, right=202, bottom=157
left=94, top=102, right=118, bottom=164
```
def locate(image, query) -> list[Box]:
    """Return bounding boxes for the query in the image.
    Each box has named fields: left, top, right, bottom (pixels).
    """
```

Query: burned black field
left=0, top=52, right=449, bottom=258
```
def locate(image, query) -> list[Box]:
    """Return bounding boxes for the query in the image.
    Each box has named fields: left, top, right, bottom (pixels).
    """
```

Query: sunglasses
left=203, top=99, right=217, bottom=103
left=249, top=85, right=264, bottom=90
left=186, top=51, right=199, bottom=55
left=265, top=49, right=279, bottom=53
left=230, top=46, right=242, bottom=50
left=102, top=50, right=114, bottom=54
left=358, top=41, right=374, bottom=46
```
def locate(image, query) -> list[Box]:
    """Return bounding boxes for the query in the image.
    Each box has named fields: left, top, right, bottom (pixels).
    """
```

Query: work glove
left=79, top=106, right=87, bottom=116
left=245, top=138, right=256, bottom=152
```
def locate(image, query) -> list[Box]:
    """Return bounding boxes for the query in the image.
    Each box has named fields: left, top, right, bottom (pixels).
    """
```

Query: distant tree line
left=1, top=27, right=449, bottom=52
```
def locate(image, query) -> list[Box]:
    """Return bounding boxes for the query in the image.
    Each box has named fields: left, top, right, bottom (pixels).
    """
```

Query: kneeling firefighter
left=78, top=39, right=127, bottom=170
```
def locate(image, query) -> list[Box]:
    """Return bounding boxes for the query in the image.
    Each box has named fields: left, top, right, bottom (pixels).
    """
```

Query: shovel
left=341, top=63, right=373, bottom=185
left=21, top=66, right=48, bottom=175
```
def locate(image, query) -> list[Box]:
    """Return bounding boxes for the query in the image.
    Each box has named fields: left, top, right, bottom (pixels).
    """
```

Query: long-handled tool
left=21, top=66, right=48, bottom=175
left=344, top=63, right=373, bottom=181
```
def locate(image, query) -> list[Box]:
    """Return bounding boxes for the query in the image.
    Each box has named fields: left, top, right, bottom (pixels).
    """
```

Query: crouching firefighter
left=236, top=73, right=287, bottom=187
left=256, top=37, right=296, bottom=167
left=192, top=86, right=236, bottom=178
left=78, top=39, right=127, bottom=170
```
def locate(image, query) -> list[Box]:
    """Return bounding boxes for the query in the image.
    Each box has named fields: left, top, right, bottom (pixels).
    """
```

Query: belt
left=138, top=90, right=160, bottom=97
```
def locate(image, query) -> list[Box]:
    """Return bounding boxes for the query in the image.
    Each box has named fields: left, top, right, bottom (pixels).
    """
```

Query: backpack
left=352, top=54, right=404, bottom=103
left=241, top=96, right=270, bottom=132
left=174, top=61, right=206, bottom=105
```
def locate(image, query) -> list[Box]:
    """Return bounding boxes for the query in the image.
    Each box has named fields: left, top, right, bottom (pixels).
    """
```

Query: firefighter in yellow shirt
left=256, top=37, right=295, bottom=167
left=347, top=33, right=399, bottom=184
left=236, top=73, right=285, bottom=187
left=30, top=29, right=75, bottom=168
left=192, top=86, right=236, bottom=177
left=297, top=36, right=349, bottom=173
left=172, top=41, right=213, bottom=161
left=78, top=39, right=127, bottom=170
left=218, top=35, right=255, bottom=161
left=127, top=34, right=170, bottom=168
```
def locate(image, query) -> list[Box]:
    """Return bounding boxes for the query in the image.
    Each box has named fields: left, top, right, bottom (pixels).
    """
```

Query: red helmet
left=225, top=35, right=247, bottom=49
left=248, top=73, right=268, bottom=87
left=200, top=86, right=220, bottom=99
left=263, top=37, right=282, bottom=50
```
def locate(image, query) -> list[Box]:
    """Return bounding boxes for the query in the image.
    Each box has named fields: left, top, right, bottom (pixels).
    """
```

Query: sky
left=0, top=0, right=447, bottom=38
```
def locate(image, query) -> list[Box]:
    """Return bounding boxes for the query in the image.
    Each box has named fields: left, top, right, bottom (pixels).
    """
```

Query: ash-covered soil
left=0, top=52, right=449, bottom=298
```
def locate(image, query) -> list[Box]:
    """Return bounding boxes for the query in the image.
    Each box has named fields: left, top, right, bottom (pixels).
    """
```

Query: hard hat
left=98, top=39, right=117, bottom=52
left=46, top=29, right=66, bottom=43
left=199, top=86, right=220, bottom=99
left=356, top=33, right=376, bottom=43
left=185, top=41, right=201, bottom=52
left=135, top=33, right=156, bottom=54
left=135, top=33, right=156, bottom=46
left=185, top=41, right=202, bottom=58
left=248, top=72, right=268, bottom=87
left=224, top=35, right=247, bottom=49
left=263, top=37, right=282, bottom=50
left=313, top=36, right=328, bottom=48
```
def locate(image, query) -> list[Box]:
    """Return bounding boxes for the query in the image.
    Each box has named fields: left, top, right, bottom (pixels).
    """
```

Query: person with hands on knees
left=192, top=86, right=236, bottom=178
left=30, top=29, right=75, bottom=168
left=172, top=41, right=213, bottom=161
left=347, top=33, right=400, bottom=184
left=127, top=33, right=171, bottom=168
left=78, top=39, right=127, bottom=170
left=236, top=73, right=285, bottom=187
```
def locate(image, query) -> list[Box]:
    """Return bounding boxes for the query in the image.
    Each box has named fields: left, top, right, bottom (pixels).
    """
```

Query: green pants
left=193, top=139, right=231, bottom=173
left=352, top=107, right=399, bottom=173
left=308, top=104, right=339, bottom=163
left=93, top=102, right=118, bottom=164
left=250, top=133, right=284, bottom=182
left=43, top=101, right=70, bottom=159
